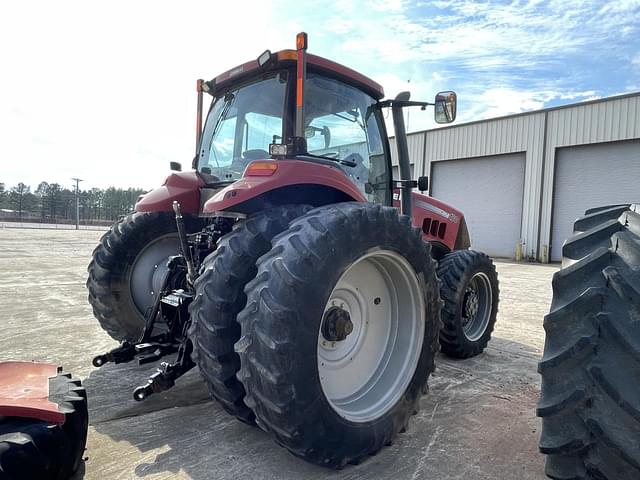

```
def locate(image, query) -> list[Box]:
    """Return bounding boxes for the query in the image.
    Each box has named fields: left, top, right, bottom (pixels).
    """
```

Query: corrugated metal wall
left=539, top=94, right=640, bottom=261
left=389, top=134, right=424, bottom=167
left=550, top=140, right=640, bottom=260
left=421, top=113, right=546, bottom=259
left=387, top=92, right=640, bottom=261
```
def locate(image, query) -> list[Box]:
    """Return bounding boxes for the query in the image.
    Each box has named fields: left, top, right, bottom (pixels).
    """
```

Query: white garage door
left=431, top=153, right=526, bottom=258
left=551, top=139, right=640, bottom=261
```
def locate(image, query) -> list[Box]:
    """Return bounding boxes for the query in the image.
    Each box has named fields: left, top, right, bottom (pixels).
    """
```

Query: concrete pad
left=0, top=228, right=554, bottom=479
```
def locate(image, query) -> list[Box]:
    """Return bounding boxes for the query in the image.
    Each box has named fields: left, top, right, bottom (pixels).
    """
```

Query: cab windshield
left=197, top=72, right=288, bottom=181
left=196, top=68, right=390, bottom=205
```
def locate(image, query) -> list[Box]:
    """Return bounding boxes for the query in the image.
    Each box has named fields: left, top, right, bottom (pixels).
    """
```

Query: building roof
left=416, top=90, right=640, bottom=134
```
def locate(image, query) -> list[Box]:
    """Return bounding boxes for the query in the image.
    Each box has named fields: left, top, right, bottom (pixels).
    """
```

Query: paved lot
left=0, top=228, right=556, bottom=479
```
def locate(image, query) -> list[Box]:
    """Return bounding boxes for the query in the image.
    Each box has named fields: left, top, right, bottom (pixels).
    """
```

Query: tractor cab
left=135, top=32, right=464, bottom=252
left=194, top=46, right=392, bottom=206
left=138, top=33, right=460, bottom=231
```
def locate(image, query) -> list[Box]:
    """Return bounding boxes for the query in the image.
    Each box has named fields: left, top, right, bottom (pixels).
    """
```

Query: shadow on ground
left=80, top=336, right=545, bottom=480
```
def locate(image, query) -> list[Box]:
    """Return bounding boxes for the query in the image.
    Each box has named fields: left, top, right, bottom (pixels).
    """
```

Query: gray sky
left=1, top=0, right=638, bottom=191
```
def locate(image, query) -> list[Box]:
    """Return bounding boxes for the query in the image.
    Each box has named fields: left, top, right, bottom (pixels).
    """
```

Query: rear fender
left=135, top=172, right=204, bottom=214
left=202, top=160, right=366, bottom=214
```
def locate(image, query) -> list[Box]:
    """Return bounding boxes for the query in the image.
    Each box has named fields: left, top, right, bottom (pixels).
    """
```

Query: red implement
left=0, top=361, right=66, bottom=424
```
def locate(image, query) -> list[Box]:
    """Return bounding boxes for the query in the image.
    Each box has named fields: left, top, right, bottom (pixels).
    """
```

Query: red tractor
left=87, top=33, right=499, bottom=467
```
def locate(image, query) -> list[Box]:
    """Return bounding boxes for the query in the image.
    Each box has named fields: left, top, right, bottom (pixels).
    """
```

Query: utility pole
left=71, top=178, right=83, bottom=230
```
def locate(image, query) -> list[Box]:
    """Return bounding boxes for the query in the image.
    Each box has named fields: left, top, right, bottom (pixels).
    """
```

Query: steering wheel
left=243, top=149, right=270, bottom=161
left=343, top=153, right=369, bottom=184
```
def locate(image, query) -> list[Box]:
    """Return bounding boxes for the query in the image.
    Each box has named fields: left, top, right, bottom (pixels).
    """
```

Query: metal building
left=392, top=92, right=640, bottom=262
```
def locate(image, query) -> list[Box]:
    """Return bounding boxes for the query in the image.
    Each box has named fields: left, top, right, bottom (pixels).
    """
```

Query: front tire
left=437, top=250, right=499, bottom=358
left=188, top=205, right=310, bottom=424
left=87, top=211, right=203, bottom=342
left=538, top=204, right=640, bottom=479
left=235, top=203, right=441, bottom=468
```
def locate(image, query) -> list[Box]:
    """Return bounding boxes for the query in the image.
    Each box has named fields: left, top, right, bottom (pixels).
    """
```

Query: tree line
left=0, top=181, right=147, bottom=225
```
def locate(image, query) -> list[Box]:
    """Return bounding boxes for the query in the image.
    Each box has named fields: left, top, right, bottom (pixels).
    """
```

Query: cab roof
left=207, top=49, right=385, bottom=100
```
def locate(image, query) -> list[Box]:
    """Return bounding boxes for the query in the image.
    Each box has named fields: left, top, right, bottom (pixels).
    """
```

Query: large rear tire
left=87, top=211, right=203, bottom=342
left=538, top=204, right=640, bottom=479
left=236, top=203, right=441, bottom=468
left=0, top=371, right=88, bottom=480
left=189, top=205, right=310, bottom=424
left=437, top=250, right=499, bottom=358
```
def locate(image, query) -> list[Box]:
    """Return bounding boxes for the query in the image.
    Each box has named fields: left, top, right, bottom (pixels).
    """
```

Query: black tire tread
left=562, top=219, right=622, bottom=263
left=584, top=204, right=631, bottom=216
left=574, top=205, right=630, bottom=234
left=189, top=205, right=310, bottom=424
left=87, top=211, right=203, bottom=341
left=436, top=250, right=499, bottom=358
left=538, top=203, right=640, bottom=479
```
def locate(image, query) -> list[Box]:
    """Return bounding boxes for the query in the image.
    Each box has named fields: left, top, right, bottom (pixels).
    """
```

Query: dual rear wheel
left=188, top=204, right=439, bottom=463
left=189, top=202, right=498, bottom=467
left=233, top=203, right=441, bottom=467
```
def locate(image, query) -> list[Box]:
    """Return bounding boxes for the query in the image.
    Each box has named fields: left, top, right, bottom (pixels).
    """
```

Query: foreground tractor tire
left=538, top=204, right=640, bottom=479
left=236, top=203, right=441, bottom=468
left=437, top=250, right=499, bottom=358
left=0, top=372, right=88, bottom=480
left=189, top=205, right=310, bottom=424
left=87, top=211, right=203, bottom=341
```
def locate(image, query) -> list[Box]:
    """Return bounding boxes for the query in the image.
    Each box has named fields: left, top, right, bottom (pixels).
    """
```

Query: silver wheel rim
left=317, top=250, right=425, bottom=423
left=129, top=234, right=180, bottom=317
left=461, top=272, right=493, bottom=342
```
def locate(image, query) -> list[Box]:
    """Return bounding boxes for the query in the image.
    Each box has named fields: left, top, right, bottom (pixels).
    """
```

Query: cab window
left=198, top=72, right=287, bottom=181
left=305, top=74, right=390, bottom=204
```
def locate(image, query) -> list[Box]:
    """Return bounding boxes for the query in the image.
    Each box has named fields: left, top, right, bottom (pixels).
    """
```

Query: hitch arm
left=132, top=318, right=195, bottom=401
left=92, top=257, right=177, bottom=368
left=173, top=201, right=197, bottom=285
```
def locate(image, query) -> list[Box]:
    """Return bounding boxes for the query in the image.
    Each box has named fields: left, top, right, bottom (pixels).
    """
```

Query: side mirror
left=417, top=176, right=429, bottom=192
left=434, top=91, right=457, bottom=124
left=170, top=161, right=182, bottom=172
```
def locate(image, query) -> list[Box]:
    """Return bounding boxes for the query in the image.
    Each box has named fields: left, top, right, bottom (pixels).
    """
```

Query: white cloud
left=483, top=88, right=546, bottom=117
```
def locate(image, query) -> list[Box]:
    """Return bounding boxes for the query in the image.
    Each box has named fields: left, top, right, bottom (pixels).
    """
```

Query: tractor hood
left=202, top=159, right=367, bottom=215
left=135, top=171, right=205, bottom=214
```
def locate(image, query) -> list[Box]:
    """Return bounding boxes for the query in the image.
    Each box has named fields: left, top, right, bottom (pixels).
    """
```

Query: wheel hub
left=321, top=307, right=354, bottom=342
left=461, top=272, right=493, bottom=341
left=317, top=250, right=425, bottom=423
left=129, top=234, right=181, bottom=317
left=463, top=287, right=479, bottom=323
